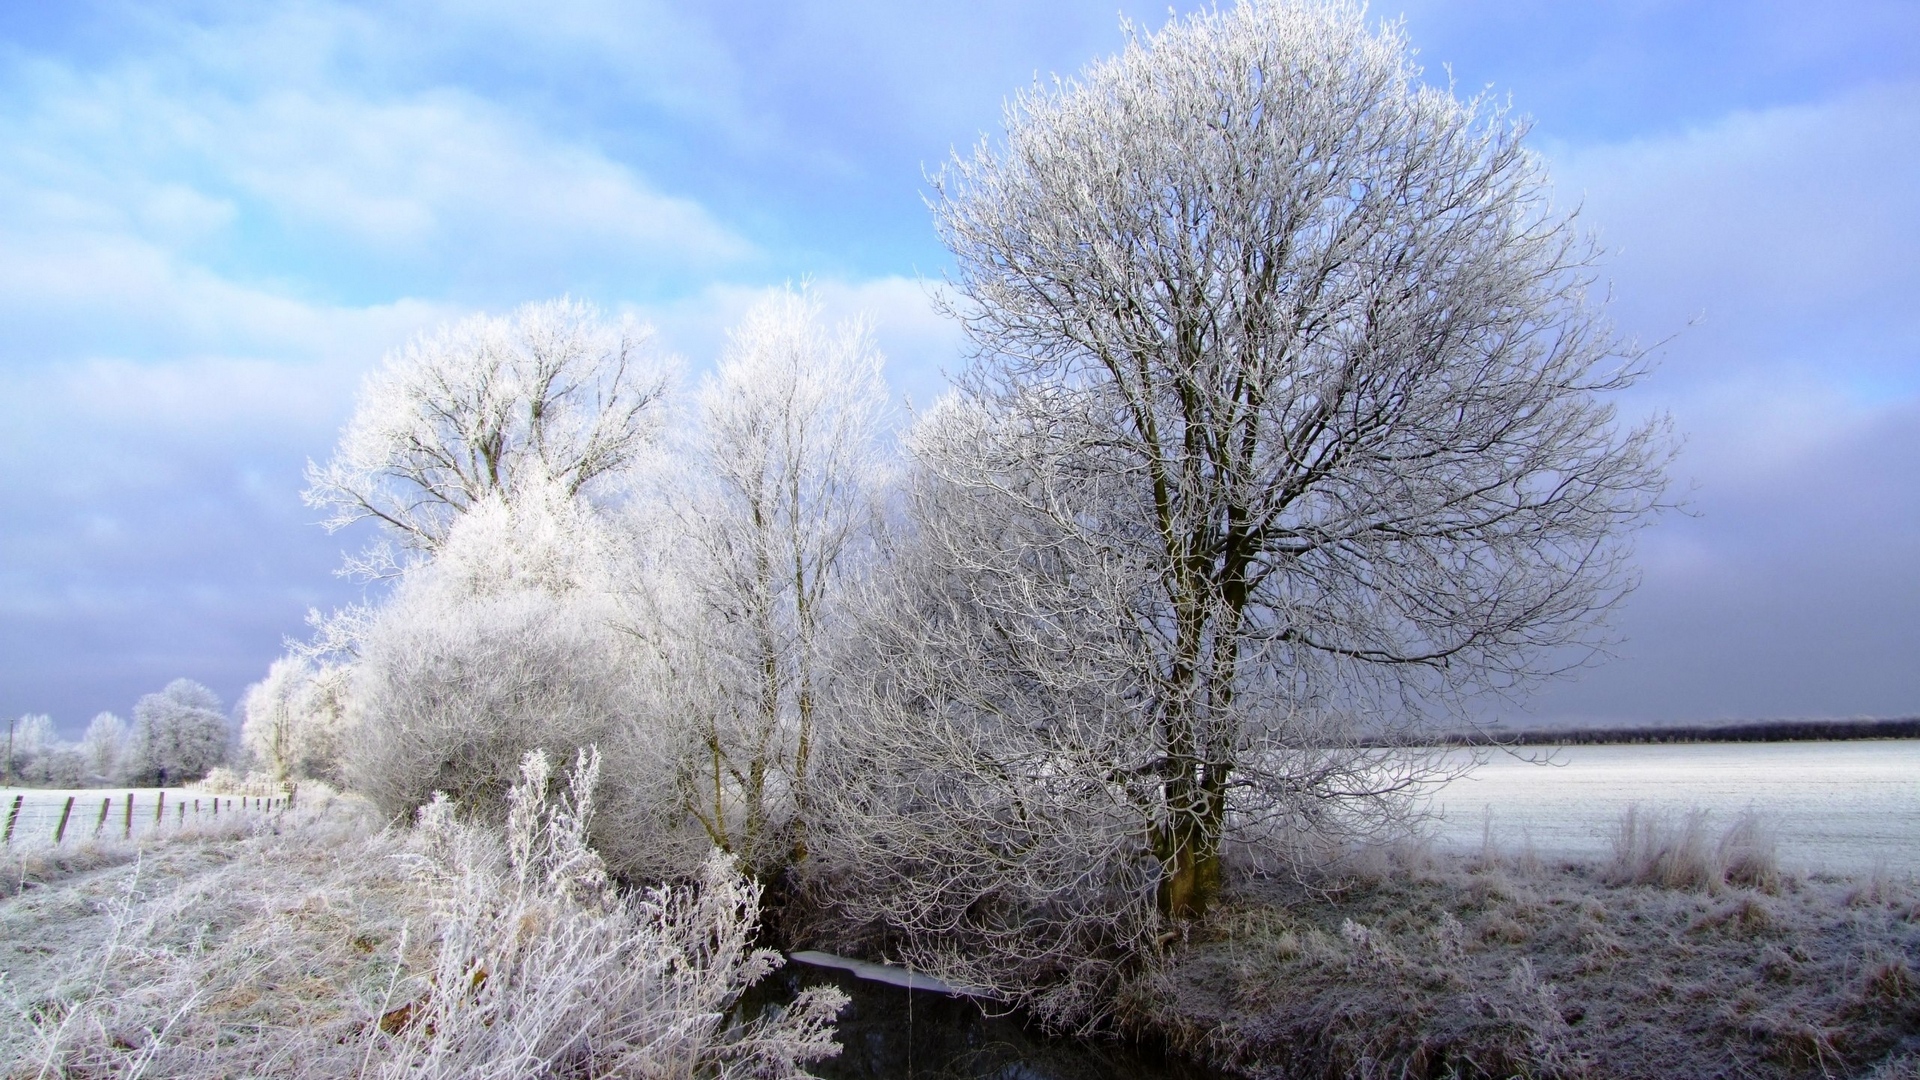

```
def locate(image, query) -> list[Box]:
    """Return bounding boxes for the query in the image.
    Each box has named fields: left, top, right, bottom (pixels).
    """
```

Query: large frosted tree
left=126, top=680, right=230, bottom=787
left=818, top=0, right=1670, bottom=992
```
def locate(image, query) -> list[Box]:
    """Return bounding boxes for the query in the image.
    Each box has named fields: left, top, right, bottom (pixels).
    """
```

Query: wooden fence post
left=176, top=803, right=184, bottom=827
left=155, top=791, right=165, bottom=825
left=124, top=793, right=134, bottom=839
left=95, top=797, right=110, bottom=838
left=53, top=796, right=75, bottom=845
left=3, top=795, right=21, bottom=846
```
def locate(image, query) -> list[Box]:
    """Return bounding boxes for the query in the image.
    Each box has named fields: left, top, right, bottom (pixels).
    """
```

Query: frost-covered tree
left=125, top=680, right=230, bottom=786
left=815, top=0, right=1670, bottom=1006
left=305, top=298, right=671, bottom=574
left=4, top=714, right=85, bottom=786
left=5, top=713, right=52, bottom=781
left=666, top=287, right=889, bottom=868
left=79, top=712, right=127, bottom=781
left=241, top=658, right=350, bottom=784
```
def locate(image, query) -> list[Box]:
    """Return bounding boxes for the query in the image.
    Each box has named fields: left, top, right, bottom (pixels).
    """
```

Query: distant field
left=1428, top=739, right=1920, bottom=875
left=0, top=786, right=285, bottom=845
left=1438, top=716, right=1920, bottom=745
left=11, top=743, right=1915, bottom=878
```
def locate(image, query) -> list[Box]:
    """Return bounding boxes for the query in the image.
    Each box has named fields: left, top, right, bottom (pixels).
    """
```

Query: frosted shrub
left=378, top=748, right=846, bottom=1080
left=347, top=586, right=628, bottom=820
left=343, top=480, right=687, bottom=876
left=5, top=713, right=84, bottom=785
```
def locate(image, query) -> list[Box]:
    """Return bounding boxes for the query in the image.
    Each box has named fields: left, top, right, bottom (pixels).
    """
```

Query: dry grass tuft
left=1606, top=805, right=1782, bottom=894
left=1848, top=864, right=1919, bottom=914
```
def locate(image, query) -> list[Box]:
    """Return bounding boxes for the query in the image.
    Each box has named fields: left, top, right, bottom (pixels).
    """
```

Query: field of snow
left=0, top=786, right=284, bottom=846
left=1427, top=739, right=1920, bottom=876
left=9, top=742, right=1916, bottom=877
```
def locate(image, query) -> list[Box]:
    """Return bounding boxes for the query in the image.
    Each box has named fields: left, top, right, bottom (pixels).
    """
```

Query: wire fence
left=0, top=785, right=297, bottom=848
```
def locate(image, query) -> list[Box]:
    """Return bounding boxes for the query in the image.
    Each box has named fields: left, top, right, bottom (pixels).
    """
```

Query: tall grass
left=373, top=748, right=846, bottom=1079
left=1605, top=805, right=1781, bottom=893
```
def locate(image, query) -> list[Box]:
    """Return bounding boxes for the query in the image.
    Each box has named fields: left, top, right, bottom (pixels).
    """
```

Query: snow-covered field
left=1428, top=739, right=1920, bottom=875
left=0, top=786, right=277, bottom=845
left=10, top=741, right=1916, bottom=876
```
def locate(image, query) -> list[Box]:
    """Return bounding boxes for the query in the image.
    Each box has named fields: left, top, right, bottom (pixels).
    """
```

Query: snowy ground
left=1427, top=739, right=1920, bottom=876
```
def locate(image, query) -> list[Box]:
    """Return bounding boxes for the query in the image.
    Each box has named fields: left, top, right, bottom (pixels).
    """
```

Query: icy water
left=1427, top=739, right=1920, bottom=875
left=739, top=962, right=1221, bottom=1080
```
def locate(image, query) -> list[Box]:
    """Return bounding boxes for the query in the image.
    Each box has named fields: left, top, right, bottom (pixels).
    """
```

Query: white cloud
left=0, top=215, right=461, bottom=367
left=205, top=88, right=751, bottom=268
left=1548, top=80, right=1920, bottom=379
left=1538, top=79, right=1920, bottom=513
left=0, top=7, right=754, bottom=337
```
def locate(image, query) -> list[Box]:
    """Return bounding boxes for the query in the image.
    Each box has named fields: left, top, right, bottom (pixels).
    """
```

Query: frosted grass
left=1427, top=739, right=1920, bottom=875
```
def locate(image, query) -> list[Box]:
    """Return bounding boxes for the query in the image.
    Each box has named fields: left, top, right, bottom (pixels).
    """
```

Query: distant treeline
left=1425, top=717, right=1920, bottom=747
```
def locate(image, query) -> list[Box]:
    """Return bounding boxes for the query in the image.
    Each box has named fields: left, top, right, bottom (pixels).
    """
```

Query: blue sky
left=2, top=1, right=1916, bottom=733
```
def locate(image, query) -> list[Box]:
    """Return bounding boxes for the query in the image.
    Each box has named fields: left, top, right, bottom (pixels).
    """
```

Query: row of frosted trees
left=7, top=680, right=237, bottom=788
left=260, top=0, right=1668, bottom=1024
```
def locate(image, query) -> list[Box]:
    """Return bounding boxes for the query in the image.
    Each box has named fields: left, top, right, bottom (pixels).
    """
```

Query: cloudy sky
left=1, top=0, right=1915, bottom=734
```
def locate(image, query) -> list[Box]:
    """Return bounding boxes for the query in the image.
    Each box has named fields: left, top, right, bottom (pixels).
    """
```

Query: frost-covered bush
left=4, top=713, right=86, bottom=786
left=346, top=566, right=630, bottom=823
left=5, top=713, right=54, bottom=778
left=344, top=477, right=694, bottom=876
left=26, top=746, right=87, bottom=787
left=124, top=680, right=230, bottom=786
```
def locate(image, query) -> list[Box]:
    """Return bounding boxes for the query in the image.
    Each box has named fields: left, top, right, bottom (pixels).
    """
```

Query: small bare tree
left=305, top=298, right=670, bottom=574
left=80, top=711, right=128, bottom=782
left=815, top=0, right=1670, bottom=1004
left=666, top=287, right=889, bottom=870
left=240, top=657, right=350, bottom=785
